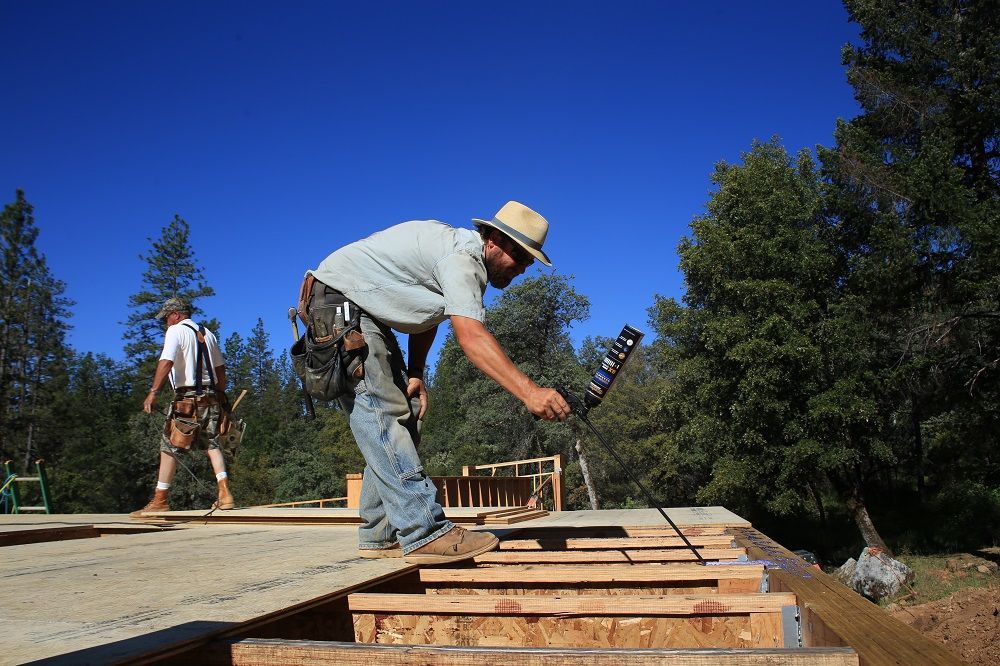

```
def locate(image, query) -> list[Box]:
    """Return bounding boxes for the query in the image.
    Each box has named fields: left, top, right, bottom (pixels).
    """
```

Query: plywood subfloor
left=0, top=516, right=415, bottom=664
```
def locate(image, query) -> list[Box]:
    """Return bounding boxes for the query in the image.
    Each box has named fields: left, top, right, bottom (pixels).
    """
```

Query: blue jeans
left=338, top=313, right=453, bottom=554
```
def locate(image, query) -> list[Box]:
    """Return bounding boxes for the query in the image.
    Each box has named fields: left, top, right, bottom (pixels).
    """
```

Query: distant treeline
left=2, top=1, right=997, bottom=559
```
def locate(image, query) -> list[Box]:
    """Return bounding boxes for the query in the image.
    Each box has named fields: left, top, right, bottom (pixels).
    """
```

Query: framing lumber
left=475, top=547, right=747, bottom=564
left=498, top=535, right=735, bottom=550
left=504, top=525, right=730, bottom=539
left=350, top=593, right=796, bottom=648
left=727, top=526, right=959, bottom=665
left=204, top=639, right=861, bottom=665
left=0, top=523, right=168, bottom=547
left=417, top=563, right=765, bottom=585
left=348, top=592, right=796, bottom=615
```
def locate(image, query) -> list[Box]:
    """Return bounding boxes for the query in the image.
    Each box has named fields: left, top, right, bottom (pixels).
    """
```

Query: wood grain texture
left=210, top=638, right=860, bottom=665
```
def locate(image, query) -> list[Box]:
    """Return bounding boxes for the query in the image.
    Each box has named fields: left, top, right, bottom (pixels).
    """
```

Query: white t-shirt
left=159, top=319, right=224, bottom=389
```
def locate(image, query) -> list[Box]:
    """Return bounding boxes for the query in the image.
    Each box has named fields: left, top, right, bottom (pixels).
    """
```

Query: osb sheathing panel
left=353, top=613, right=784, bottom=649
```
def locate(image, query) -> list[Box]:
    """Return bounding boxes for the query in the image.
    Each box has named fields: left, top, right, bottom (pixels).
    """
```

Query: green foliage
left=47, top=353, right=139, bottom=513
left=122, top=214, right=216, bottom=375
left=818, top=0, right=1000, bottom=523
left=649, top=139, right=837, bottom=519
left=423, top=274, right=590, bottom=472
left=0, top=190, right=74, bottom=478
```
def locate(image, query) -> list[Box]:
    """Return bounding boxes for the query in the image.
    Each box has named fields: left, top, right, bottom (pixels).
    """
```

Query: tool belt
left=291, top=274, right=368, bottom=401
left=163, top=389, right=222, bottom=449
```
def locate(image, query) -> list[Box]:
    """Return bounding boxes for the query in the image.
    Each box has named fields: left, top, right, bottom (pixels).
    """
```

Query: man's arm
left=450, top=315, right=570, bottom=421
left=214, top=365, right=227, bottom=393
left=143, top=359, right=174, bottom=414
left=405, top=325, right=437, bottom=419
left=407, top=325, right=438, bottom=379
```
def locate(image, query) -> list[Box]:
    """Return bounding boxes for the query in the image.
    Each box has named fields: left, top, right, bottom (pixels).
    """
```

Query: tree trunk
left=575, top=439, right=600, bottom=510
left=829, top=470, right=891, bottom=555
left=808, top=480, right=827, bottom=525
left=847, top=487, right=891, bottom=555
left=912, top=408, right=925, bottom=503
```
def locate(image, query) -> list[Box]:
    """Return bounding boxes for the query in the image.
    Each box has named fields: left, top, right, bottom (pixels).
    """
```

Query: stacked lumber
left=340, top=524, right=857, bottom=662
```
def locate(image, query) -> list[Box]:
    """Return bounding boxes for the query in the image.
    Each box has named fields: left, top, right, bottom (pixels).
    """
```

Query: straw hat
left=473, top=201, right=552, bottom=267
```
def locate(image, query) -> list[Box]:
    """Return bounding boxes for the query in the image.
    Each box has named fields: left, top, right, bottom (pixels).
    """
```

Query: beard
left=486, top=263, right=515, bottom=289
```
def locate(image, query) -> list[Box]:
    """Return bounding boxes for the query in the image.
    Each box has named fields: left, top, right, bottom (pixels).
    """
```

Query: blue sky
left=2, top=1, right=860, bottom=370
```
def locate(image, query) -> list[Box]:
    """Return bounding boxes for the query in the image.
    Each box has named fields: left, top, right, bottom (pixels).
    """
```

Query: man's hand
left=406, top=377, right=429, bottom=419
left=143, top=391, right=158, bottom=414
left=525, top=386, right=571, bottom=421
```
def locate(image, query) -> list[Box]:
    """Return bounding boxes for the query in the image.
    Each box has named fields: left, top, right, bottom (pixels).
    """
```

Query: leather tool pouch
left=167, top=398, right=198, bottom=449
left=291, top=276, right=368, bottom=401
left=216, top=392, right=232, bottom=437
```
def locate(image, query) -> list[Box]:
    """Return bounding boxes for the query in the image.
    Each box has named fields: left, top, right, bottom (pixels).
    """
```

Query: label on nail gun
left=585, top=324, right=644, bottom=409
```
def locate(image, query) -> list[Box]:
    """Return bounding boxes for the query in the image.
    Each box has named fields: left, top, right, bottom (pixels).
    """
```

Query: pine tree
left=650, top=140, right=854, bottom=534
left=122, top=215, right=215, bottom=370
left=0, top=190, right=74, bottom=474
left=819, top=0, right=1000, bottom=543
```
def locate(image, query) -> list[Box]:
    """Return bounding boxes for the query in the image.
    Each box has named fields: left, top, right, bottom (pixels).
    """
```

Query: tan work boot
left=130, top=489, right=170, bottom=518
left=404, top=527, right=499, bottom=564
left=214, top=478, right=235, bottom=510
left=359, top=543, right=403, bottom=559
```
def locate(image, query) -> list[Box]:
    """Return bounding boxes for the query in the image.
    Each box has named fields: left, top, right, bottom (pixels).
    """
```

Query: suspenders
left=181, top=323, right=216, bottom=395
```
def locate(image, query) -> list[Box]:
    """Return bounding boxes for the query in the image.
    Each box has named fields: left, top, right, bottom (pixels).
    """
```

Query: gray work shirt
left=309, top=220, right=487, bottom=334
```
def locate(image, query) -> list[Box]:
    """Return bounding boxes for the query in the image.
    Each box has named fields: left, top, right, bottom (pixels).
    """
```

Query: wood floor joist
left=503, top=525, right=730, bottom=538
left=418, top=563, right=765, bottom=584
left=205, top=639, right=862, bottom=665
left=348, top=592, right=797, bottom=615
left=0, top=523, right=169, bottom=547
left=498, top=535, right=736, bottom=550
left=728, top=526, right=960, bottom=665
left=475, top=546, right=747, bottom=563
left=349, top=593, right=796, bottom=648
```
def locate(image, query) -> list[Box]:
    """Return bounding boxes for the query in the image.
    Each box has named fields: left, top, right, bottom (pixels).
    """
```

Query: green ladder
left=2, top=459, right=53, bottom=514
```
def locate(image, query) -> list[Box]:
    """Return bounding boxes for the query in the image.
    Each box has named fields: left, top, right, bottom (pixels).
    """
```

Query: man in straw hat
left=304, top=201, right=571, bottom=563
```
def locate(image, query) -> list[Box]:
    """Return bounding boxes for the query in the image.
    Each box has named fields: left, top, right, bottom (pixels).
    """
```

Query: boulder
left=850, top=547, right=914, bottom=602
left=833, top=557, right=857, bottom=586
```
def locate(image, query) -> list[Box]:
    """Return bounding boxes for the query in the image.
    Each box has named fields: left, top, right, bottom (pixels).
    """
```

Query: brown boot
left=214, top=478, right=235, bottom=510
left=130, top=489, right=170, bottom=518
left=404, top=527, right=499, bottom=564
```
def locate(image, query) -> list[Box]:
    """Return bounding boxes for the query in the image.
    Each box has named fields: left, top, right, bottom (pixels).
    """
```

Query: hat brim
left=473, top=219, right=552, bottom=267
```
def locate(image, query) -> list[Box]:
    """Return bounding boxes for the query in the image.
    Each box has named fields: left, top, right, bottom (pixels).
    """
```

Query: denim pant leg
left=338, top=314, right=452, bottom=553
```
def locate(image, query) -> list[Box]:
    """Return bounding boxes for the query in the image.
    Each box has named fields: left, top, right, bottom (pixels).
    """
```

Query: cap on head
left=473, top=200, right=552, bottom=267
left=155, top=296, right=190, bottom=320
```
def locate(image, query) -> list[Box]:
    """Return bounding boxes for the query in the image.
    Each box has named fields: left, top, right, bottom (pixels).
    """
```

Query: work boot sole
left=129, top=506, right=170, bottom=518
left=404, top=533, right=500, bottom=565
left=359, top=545, right=403, bottom=559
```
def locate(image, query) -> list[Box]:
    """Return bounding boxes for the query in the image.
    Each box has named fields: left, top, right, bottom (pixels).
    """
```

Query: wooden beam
left=348, top=592, right=796, bottom=615
left=728, top=526, right=958, bottom=665
left=418, top=563, right=764, bottom=584
left=475, top=547, right=746, bottom=564
left=207, top=639, right=860, bottom=665
left=499, top=536, right=734, bottom=550
left=505, top=525, right=728, bottom=538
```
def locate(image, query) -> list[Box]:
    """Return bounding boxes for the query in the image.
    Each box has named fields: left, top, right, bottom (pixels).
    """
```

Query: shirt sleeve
left=433, top=251, right=487, bottom=321
left=159, top=326, right=181, bottom=362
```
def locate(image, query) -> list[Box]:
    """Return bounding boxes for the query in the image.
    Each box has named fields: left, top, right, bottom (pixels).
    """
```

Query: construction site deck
left=1, top=506, right=960, bottom=665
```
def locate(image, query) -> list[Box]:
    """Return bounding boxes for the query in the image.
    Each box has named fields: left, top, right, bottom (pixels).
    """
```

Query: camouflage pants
left=160, top=390, right=224, bottom=455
